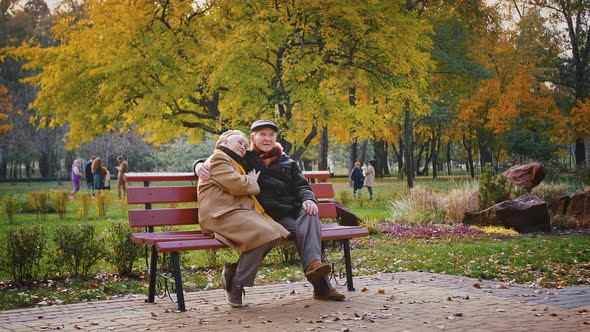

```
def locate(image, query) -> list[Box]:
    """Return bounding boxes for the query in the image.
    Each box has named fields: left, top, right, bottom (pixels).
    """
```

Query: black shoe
left=226, top=281, right=246, bottom=308
left=221, top=262, right=237, bottom=291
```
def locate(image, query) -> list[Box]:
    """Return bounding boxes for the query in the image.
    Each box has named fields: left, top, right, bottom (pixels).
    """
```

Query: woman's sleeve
left=208, top=154, right=260, bottom=196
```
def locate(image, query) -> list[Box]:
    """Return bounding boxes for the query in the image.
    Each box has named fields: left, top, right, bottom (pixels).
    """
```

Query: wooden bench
left=124, top=172, right=369, bottom=311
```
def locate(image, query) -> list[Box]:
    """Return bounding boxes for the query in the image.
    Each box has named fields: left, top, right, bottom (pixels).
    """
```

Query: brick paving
left=0, top=272, right=589, bottom=331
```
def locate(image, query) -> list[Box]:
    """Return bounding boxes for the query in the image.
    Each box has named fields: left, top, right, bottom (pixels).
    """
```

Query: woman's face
left=224, top=135, right=248, bottom=157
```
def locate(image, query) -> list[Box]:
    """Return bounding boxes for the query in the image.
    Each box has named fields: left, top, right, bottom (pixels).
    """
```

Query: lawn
left=0, top=177, right=589, bottom=310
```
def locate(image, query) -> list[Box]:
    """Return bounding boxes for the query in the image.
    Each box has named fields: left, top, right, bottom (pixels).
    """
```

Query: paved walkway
left=1, top=272, right=589, bottom=331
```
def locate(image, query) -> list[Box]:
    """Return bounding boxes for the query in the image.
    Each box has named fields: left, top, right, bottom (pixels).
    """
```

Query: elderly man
left=195, top=120, right=345, bottom=301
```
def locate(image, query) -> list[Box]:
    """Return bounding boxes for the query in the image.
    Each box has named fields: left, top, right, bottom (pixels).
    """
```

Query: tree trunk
left=446, top=140, right=452, bottom=176
left=432, top=134, right=440, bottom=179
left=349, top=140, right=358, bottom=172
left=318, top=126, right=328, bottom=171
left=463, top=134, right=475, bottom=179
left=374, top=140, right=388, bottom=178
left=358, top=139, right=368, bottom=166
left=391, top=139, right=402, bottom=179
left=0, top=145, right=6, bottom=178
left=575, top=139, right=586, bottom=165
left=415, top=141, right=427, bottom=176
left=403, top=100, right=413, bottom=188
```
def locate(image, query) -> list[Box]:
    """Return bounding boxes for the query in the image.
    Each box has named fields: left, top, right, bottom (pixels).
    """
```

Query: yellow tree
left=8, top=0, right=216, bottom=149
left=571, top=99, right=590, bottom=139
left=0, top=85, right=12, bottom=137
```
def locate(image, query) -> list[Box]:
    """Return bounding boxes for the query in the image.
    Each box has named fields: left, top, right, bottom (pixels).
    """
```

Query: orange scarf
left=252, top=144, right=283, bottom=168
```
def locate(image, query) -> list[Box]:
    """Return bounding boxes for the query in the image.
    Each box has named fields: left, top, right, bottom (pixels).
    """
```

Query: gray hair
left=215, top=130, right=248, bottom=149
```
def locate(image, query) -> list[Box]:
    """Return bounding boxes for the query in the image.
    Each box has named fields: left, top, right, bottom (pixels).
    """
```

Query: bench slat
left=317, top=202, right=337, bottom=219
left=310, top=183, right=334, bottom=199
left=128, top=208, right=199, bottom=228
left=131, top=230, right=204, bottom=244
left=127, top=186, right=197, bottom=205
left=125, top=172, right=196, bottom=182
left=156, top=238, right=227, bottom=252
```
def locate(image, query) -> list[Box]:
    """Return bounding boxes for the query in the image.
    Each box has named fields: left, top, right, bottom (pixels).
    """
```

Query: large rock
left=565, top=191, right=590, bottom=217
left=502, top=162, right=545, bottom=193
left=548, top=195, right=571, bottom=215
left=463, top=195, right=551, bottom=233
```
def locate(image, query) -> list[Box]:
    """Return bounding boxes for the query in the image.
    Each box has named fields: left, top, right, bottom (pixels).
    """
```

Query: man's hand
left=302, top=200, right=318, bottom=215
left=194, top=163, right=212, bottom=181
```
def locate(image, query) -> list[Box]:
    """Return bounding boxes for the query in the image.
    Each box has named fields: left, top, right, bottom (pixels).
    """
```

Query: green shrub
left=337, top=190, right=352, bottom=206
left=51, top=224, right=107, bottom=278
left=0, top=224, right=46, bottom=284
left=478, top=166, right=522, bottom=210
left=28, top=192, right=50, bottom=220
left=52, top=190, right=70, bottom=219
left=104, top=222, right=143, bottom=277
left=2, top=195, right=21, bottom=224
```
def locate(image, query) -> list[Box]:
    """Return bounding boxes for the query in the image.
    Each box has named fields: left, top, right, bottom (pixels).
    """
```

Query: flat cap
left=250, top=119, right=279, bottom=132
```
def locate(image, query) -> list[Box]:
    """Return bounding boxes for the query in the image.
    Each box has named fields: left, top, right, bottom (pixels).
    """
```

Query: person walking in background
left=363, top=160, right=375, bottom=200
left=116, top=156, right=128, bottom=199
left=91, top=157, right=104, bottom=190
left=70, top=159, right=83, bottom=199
left=85, top=156, right=95, bottom=191
left=102, top=165, right=111, bottom=190
left=197, top=130, right=289, bottom=308
left=350, top=161, right=364, bottom=197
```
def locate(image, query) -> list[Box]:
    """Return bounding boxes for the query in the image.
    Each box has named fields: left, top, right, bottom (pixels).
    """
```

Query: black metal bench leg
left=171, top=252, right=186, bottom=312
left=343, top=239, right=355, bottom=291
left=147, top=246, right=158, bottom=303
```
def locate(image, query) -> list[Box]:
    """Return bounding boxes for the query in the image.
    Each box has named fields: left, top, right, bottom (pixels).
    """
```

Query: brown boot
left=304, top=260, right=331, bottom=280
left=313, top=287, right=346, bottom=301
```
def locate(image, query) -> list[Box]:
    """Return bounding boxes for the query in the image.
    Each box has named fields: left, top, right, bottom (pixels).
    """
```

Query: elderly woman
left=197, top=130, right=289, bottom=308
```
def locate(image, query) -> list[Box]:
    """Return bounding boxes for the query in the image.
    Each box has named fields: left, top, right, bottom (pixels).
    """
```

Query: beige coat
left=363, top=164, right=375, bottom=187
left=197, top=152, right=289, bottom=252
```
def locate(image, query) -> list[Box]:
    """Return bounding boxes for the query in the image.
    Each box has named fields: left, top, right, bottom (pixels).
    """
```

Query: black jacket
left=244, top=151, right=317, bottom=221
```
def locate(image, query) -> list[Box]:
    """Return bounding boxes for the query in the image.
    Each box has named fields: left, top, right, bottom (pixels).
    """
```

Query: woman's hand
left=247, top=169, right=260, bottom=181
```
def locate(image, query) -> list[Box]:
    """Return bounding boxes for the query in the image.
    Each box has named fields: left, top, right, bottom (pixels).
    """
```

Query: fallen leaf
left=473, top=283, right=481, bottom=289
left=378, top=289, right=385, bottom=294
left=361, top=287, right=369, bottom=292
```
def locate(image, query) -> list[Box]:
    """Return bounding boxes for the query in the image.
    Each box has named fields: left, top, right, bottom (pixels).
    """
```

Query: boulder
left=502, top=162, right=545, bottom=193
left=548, top=195, right=571, bottom=215
left=565, top=191, right=590, bottom=217
left=463, top=195, right=551, bottom=233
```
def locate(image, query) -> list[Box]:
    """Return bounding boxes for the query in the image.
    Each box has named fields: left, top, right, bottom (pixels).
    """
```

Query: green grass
left=353, top=234, right=590, bottom=287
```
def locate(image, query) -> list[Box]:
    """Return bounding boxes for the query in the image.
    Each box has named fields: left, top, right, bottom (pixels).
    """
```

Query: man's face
left=250, top=127, right=277, bottom=152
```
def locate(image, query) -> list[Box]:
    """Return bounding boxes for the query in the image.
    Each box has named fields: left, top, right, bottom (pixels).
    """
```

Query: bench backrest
left=125, top=172, right=337, bottom=229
